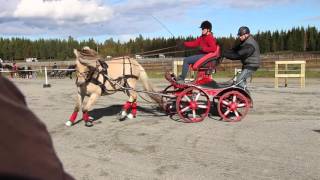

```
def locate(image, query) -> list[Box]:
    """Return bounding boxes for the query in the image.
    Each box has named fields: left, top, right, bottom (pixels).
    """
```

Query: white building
left=26, top=58, right=38, bottom=62
left=135, top=55, right=142, bottom=59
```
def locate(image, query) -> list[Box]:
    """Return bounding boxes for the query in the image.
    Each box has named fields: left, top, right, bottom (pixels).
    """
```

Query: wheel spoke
left=181, top=106, right=190, bottom=113
left=234, top=110, right=240, bottom=117
left=224, top=109, right=230, bottom=116
left=184, top=95, right=191, bottom=102
left=198, top=104, right=208, bottom=109
left=222, top=100, right=230, bottom=106
left=237, top=103, right=246, bottom=108
left=192, top=110, right=196, bottom=118
left=232, top=95, right=237, bottom=102
left=195, top=92, right=201, bottom=101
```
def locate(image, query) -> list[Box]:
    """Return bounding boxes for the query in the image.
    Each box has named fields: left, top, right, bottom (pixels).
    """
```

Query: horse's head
left=74, top=47, right=96, bottom=86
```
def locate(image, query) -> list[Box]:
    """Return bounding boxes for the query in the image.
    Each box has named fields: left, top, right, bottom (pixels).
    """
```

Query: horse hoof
left=118, top=111, right=127, bottom=121
left=127, top=113, right=136, bottom=119
left=65, top=120, right=73, bottom=127
left=85, top=121, right=94, bottom=127
left=118, top=115, right=127, bottom=121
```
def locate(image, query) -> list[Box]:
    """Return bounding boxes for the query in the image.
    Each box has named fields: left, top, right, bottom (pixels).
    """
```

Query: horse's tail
left=138, top=65, right=162, bottom=105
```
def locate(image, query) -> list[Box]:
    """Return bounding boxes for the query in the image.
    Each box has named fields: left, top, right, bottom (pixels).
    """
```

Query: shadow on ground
left=88, top=104, right=223, bottom=123
left=313, top=130, right=320, bottom=134
left=89, top=104, right=167, bottom=121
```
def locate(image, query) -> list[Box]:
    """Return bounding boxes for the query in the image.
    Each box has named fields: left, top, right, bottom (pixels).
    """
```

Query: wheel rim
left=176, top=87, right=210, bottom=123
left=218, top=91, right=249, bottom=122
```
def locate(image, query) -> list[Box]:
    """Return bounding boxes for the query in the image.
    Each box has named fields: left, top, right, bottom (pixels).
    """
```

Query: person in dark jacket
left=223, top=26, right=261, bottom=88
left=0, top=76, right=75, bottom=180
left=177, top=20, right=218, bottom=83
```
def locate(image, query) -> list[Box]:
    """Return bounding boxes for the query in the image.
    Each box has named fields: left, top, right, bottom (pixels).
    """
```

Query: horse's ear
left=74, top=49, right=79, bottom=58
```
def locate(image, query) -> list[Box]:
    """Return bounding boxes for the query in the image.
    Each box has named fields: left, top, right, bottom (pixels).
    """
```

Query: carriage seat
left=191, top=46, right=221, bottom=74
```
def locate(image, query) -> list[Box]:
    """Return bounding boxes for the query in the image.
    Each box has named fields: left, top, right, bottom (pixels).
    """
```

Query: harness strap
left=83, top=57, right=139, bottom=95
left=90, top=72, right=109, bottom=94
left=90, top=77, right=107, bottom=94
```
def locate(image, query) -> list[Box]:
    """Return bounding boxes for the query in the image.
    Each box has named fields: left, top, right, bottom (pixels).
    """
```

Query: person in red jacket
left=177, top=20, right=218, bottom=83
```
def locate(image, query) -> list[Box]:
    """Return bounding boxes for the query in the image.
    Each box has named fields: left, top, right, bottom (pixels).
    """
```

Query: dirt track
left=12, top=77, right=320, bottom=180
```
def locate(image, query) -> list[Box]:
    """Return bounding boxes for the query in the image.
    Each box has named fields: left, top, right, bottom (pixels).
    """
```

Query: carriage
left=159, top=46, right=252, bottom=123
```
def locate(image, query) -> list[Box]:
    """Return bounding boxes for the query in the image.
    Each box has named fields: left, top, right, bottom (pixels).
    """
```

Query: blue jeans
left=180, top=54, right=205, bottom=79
left=235, top=68, right=255, bottom=88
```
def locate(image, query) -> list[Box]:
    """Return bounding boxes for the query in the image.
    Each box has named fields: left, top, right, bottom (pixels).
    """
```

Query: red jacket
left=184, top=33, right=217, bottom=54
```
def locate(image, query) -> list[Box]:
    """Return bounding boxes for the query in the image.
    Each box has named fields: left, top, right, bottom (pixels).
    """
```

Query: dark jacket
left=223, top=35, right=261, bottom=70
left=184, top=33, right=218, bottom=54
left=0, top=77, right=74, bottom=180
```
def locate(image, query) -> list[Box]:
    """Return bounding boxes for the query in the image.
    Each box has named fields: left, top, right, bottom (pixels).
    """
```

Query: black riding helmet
left=238, top=26, right=250, bottom=36
left=200, top=20, right=212, bottom=31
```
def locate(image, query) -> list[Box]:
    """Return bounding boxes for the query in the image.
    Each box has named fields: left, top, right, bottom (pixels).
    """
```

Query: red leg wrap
left=83, top=112, right=90, bottom=122
left=131, top=102, right=137, bottom=117
left=69, top=112, right=78, bottom=123
left=122, top=101, right=132, bottom=111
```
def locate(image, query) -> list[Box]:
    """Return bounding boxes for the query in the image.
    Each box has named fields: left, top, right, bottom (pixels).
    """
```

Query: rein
left=141, top=48, right=198, bottom=58
left=75, top=69, right=93, bottom=85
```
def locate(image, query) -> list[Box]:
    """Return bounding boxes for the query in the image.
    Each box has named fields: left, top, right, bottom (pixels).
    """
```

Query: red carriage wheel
left=217, top=90, right=250, bottom=122
left=176, top=87, right=210, bottom=123
left=160, top=85, right=179, bottom=115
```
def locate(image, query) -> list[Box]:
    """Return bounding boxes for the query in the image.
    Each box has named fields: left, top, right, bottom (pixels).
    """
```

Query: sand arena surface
left=12, top=77, right=320, bottom=180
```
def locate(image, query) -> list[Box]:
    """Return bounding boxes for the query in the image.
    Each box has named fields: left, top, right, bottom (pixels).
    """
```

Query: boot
left=176, top=75, right=185, bottom=84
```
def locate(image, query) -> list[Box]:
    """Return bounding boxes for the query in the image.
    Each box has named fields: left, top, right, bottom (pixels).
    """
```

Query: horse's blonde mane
left=78, top=46, right=101, bottom=61
left=74, top=46, right=102, bottom=67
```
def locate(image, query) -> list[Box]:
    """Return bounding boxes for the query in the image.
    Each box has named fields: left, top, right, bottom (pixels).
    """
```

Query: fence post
left=275, top=62, right=279, bottom=88
left=43, top=66, right=51, bottom=88
left=173, top=60, right=178, bottom=76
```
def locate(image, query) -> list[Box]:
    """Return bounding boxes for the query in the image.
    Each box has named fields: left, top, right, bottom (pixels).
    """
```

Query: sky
left=0, top=0, right=319, bottom=42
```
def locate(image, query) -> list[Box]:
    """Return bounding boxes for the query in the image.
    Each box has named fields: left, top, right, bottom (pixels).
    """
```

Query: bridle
left=75, top=68, right=93, bottom=85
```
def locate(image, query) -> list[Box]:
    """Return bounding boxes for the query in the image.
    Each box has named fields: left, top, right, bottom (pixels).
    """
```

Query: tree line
left=0, top=26, right=319, bottom=61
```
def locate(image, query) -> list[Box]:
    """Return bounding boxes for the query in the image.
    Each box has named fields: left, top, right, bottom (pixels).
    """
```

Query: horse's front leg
left=82, top=93, right=100, bottom=127
left=65, top=92, right=84, bottom=126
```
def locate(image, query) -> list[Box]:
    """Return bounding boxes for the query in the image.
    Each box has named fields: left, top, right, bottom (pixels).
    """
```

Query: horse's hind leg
left=65, top=93, right=84, bottom=126
left=127, top=91, right=138, bottom=119
left=119, top=79, right=138, bottom=120
left=119, top=94, right=138, bottom=120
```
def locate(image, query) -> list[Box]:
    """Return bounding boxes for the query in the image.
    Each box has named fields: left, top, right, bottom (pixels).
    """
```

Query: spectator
left=11, top=62, right=18, bottom=79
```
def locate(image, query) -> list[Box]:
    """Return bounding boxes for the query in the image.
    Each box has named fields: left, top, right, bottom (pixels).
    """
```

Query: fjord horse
left=66, top=47, right=160, bottom=127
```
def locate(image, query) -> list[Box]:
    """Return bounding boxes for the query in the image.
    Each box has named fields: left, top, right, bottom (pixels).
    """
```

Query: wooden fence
left=3, top=57, right=320, bottom=72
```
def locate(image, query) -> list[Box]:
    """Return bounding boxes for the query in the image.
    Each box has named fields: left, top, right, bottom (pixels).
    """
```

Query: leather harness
left=81, top=59, right=138, bottom=95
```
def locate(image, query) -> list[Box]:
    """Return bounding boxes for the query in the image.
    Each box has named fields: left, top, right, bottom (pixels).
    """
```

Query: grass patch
left=2, top=69, right=319, bottom=79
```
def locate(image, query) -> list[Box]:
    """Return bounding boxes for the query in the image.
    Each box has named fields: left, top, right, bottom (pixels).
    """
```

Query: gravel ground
left=12, top=77, right=320, bottom=180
